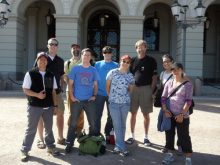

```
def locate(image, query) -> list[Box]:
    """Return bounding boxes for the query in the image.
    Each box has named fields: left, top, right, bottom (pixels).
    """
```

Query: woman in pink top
left=161, top=62, right=193, bottom=165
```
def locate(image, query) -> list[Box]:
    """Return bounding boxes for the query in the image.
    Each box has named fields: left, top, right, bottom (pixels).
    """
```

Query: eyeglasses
left=83, top=55, right=91, bottom=57
left=163, top=60, right=171, bottom=64
left=49, top=43, right=58, bottom=46
left=103, top=51, right=112, bottom=54
left=122, top=60, right=130, bottom=64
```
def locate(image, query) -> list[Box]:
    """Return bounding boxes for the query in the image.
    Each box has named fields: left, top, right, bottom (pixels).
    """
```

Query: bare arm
left=68, top=79, right=79, bottom=102
left=106, top=80, right=111, bottom=96
left=23, top=88, right=45, bottom=99
left=52, top=88, right=58, bottom=115
left=129, top=85, right=134, bottom=94
left=151, top=75, right=157, bottom=91
left=60, top=76, right=64, bottom=91
left=88, top=81, right=98, bottom=101
left=63, top=75, right=68, bottom=84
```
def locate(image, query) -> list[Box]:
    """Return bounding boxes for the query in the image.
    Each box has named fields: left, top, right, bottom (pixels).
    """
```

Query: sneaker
left=162, top=147, right=168, bottom=153
left=65, top=146, right=72, bottom=153
left=162, top=153, right=174, bottom=164
left=144, top=139, right=151, bottom=146
left=121, top=149, right=129, bottom=156
left=47, top=148, right=60, bottom=156
left=76, top=132, right=83, bottom=139
left=20, top=152, right=29, bottom=162
left=113, top=148, right=120, bottom=154
left=185, top=159, right=192, bottom=165
left=177, top=146, right=183, bottom=156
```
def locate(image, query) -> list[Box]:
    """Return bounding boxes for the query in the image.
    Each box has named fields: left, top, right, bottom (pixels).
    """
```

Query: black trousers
left=165, top=117, right=192, bottom=153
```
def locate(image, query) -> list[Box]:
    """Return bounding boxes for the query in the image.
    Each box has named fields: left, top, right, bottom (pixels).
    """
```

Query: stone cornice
left=54, top=14, right=82, bottom=23
left=9, top=13, right=26, bottom=23
left=119, top=15, right=145, bottom=24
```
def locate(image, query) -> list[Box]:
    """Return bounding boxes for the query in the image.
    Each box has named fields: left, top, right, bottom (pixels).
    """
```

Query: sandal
left=37, top=139, right=46, bottom=149
left=126, top=138, right=135, bottom=145
left=57, top=138, right=66, bottom=145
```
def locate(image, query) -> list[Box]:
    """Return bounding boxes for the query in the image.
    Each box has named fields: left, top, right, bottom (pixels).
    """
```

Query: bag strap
left=163, top=74, right=173, bottom=87
left=67, top=60, right=71, bottom=69
left=167, top=81, right=188, bottom=100
left=132, top=56, right=149, bottom=74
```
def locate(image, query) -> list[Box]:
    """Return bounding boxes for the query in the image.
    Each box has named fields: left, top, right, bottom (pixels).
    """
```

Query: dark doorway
left=87, top=11, right=120, bottom=62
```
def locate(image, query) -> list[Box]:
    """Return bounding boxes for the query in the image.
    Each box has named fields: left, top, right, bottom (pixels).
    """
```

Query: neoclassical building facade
left=0, top=0, right=220, bottom=83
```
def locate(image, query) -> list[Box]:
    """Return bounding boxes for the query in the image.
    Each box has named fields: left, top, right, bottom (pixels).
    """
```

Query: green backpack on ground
left=77, top=132, right=106, bottom=157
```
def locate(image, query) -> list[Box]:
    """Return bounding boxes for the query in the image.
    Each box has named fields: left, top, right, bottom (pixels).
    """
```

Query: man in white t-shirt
left=20, top=52, right=60, bottom=162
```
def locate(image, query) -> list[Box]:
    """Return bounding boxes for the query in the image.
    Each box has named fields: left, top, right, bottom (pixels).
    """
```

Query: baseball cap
left=171, top=62, right=183, bottom=70
left=71, top=44, right=80, bottom=48
left=121, top=55, right=131, bottom=61
left=37, top=52, right=48, bottom=60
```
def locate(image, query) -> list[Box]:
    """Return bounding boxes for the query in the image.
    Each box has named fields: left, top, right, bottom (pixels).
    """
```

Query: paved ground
left=0, top=91, right=220, bottom=165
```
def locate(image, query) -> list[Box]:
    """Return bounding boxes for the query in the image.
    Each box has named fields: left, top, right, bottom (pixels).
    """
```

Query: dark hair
left=161, top=54, right=174, bottom=63
left=102, top=46, right=113, bottom=52
left=81, top=48, right=93, bottom=56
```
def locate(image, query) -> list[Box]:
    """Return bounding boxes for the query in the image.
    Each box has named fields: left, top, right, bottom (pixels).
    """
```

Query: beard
left=73, top=50, right=80, bottom=57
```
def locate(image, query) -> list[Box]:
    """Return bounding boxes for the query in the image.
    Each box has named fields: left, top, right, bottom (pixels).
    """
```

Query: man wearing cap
left=65, top=48, right=99, bottom=153
left=34, top=38, right=65, bottom=147
left=20, top=52, right=60, bottom=162
left=64, top=44, right=84, bottom=139
left=126, top=40, right=157, bottom=146
left=94, top=46, right=118, bottom=143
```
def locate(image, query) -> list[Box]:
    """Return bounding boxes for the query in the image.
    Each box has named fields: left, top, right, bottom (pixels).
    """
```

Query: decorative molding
left=126, top=0, right=140, bottom=16
left=119, top=15, right=145, bottom=24
left=61, top=0, right=74, bottom=14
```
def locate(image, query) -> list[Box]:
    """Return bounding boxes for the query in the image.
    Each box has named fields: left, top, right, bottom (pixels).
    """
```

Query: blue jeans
left=21, top=106, right=55, bottom=153
left=95, top=95, right=113, bottom=136
left=66, top=100, right=97, bottom=147
left=109, top=102, right=130, bottom=151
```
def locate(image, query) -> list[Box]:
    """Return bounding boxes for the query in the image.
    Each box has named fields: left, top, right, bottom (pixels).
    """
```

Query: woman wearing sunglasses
left=106, top=55, right=135, bottom=156
left=161, top=62, right=193, bottom=165
left=158, top=54, right=192, bottom=155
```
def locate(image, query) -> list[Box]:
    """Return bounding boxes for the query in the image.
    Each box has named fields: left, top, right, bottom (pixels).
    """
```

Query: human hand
left=37, top=90, right=46, bottom=99
left=71, top=96, right=80, bottom=102
left=175, top=115, right=183, bottom=123
left=53, top=107, right=58, bottom=115
left=164, top=110, right=172, bottom=118
left=88, top=96, right=96, bottom=101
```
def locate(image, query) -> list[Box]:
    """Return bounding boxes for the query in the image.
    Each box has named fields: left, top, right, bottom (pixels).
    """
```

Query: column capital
left=119, top=15, right=145, bottom=24
left=9, top=13, right=26, bottom=24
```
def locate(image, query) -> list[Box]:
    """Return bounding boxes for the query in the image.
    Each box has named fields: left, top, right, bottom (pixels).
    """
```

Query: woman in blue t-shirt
left=106, top=55, right=135, bottom=156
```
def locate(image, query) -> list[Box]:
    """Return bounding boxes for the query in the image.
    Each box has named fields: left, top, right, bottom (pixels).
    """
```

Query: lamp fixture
left=205, top=14, right=211, bottom=30
left=45, top=2, right=54, bottom=26
left=99, top=0, right=106, bottom=27
left=152, top=4, right=159, bottom=29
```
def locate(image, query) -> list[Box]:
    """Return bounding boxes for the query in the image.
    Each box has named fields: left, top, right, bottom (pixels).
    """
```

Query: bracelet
left=54, top=105, right=58, bottom=108
left=93, top=95, right=97, bottom=98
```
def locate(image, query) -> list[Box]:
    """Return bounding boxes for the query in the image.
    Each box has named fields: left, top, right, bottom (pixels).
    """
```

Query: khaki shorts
left=57, top=92, right=65, bottom=114
left=129, top=85, right=153, bottom=114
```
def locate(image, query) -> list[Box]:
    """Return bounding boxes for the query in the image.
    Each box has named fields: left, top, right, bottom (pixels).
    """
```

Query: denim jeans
left=66, top=100, right=97, bottom=147
left=21, top=106, right=55, bottom=153
left=109, top=102, right=130, bottom=151
left=95, top=95, right=113, bottom=136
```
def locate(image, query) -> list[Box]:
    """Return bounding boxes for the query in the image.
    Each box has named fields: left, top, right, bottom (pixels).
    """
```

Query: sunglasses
left=49, top=43, right=58, bottom=46
left=122, top=60, right=130, bottom=64
left=163, top=60, right=171, bottom=64
left=103, top=51, right=112, bottom=54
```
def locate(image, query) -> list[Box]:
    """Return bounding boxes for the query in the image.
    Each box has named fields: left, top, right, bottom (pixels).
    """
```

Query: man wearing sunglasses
left=34, top=38, right=65, bottom=148
left=94, top=46, right=118, bottom=143
left=64, top=44, right=84, bottom=139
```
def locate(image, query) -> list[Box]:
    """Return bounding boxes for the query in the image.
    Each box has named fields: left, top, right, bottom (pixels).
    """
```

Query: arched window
left=143, top=18, right=159, bottom=51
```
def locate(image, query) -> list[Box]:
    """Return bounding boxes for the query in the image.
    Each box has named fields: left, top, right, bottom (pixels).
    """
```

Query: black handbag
left=154, top=72, right=173, bottom=107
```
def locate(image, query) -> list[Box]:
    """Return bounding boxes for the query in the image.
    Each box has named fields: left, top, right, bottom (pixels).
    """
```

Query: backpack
left=77, top=133, right=106, bottom=157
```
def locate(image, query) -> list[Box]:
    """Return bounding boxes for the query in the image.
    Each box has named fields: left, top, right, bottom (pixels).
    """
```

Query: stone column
left=54, top=14, right=82, bottom=61
left=0, top=13, right=26, bottom=81
left=25, top=8, right=38, bottom=70
left=215, top=12, right=220, bottom=83
left=119, top=16, right=145, bottom=58
left=176, top=19, right=205, bottom=79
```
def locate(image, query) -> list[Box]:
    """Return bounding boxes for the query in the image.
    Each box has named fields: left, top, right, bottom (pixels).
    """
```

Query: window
left=143, top=18, right=159, bottom=51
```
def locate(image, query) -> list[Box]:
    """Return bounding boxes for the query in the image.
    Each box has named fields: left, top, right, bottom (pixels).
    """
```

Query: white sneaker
left=144, top=139, right=151, bottom=146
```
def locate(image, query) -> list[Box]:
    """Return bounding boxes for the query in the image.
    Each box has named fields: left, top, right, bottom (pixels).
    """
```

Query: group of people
left=20, top=38, right=193, bottom=165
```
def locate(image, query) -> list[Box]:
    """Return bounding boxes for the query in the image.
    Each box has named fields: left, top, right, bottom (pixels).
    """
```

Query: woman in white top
left=158, top=54, right=192, bottom=155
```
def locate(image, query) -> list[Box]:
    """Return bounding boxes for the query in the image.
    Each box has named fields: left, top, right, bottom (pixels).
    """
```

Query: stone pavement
left=0, top=91, right=220, bottom=165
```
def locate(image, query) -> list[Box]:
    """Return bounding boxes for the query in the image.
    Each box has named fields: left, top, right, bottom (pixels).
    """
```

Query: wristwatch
left=54, top=105, right=58, bottom=108
left=180, top=113, right=184, bottom=116
left=93, top=95, right=97, bottom=98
